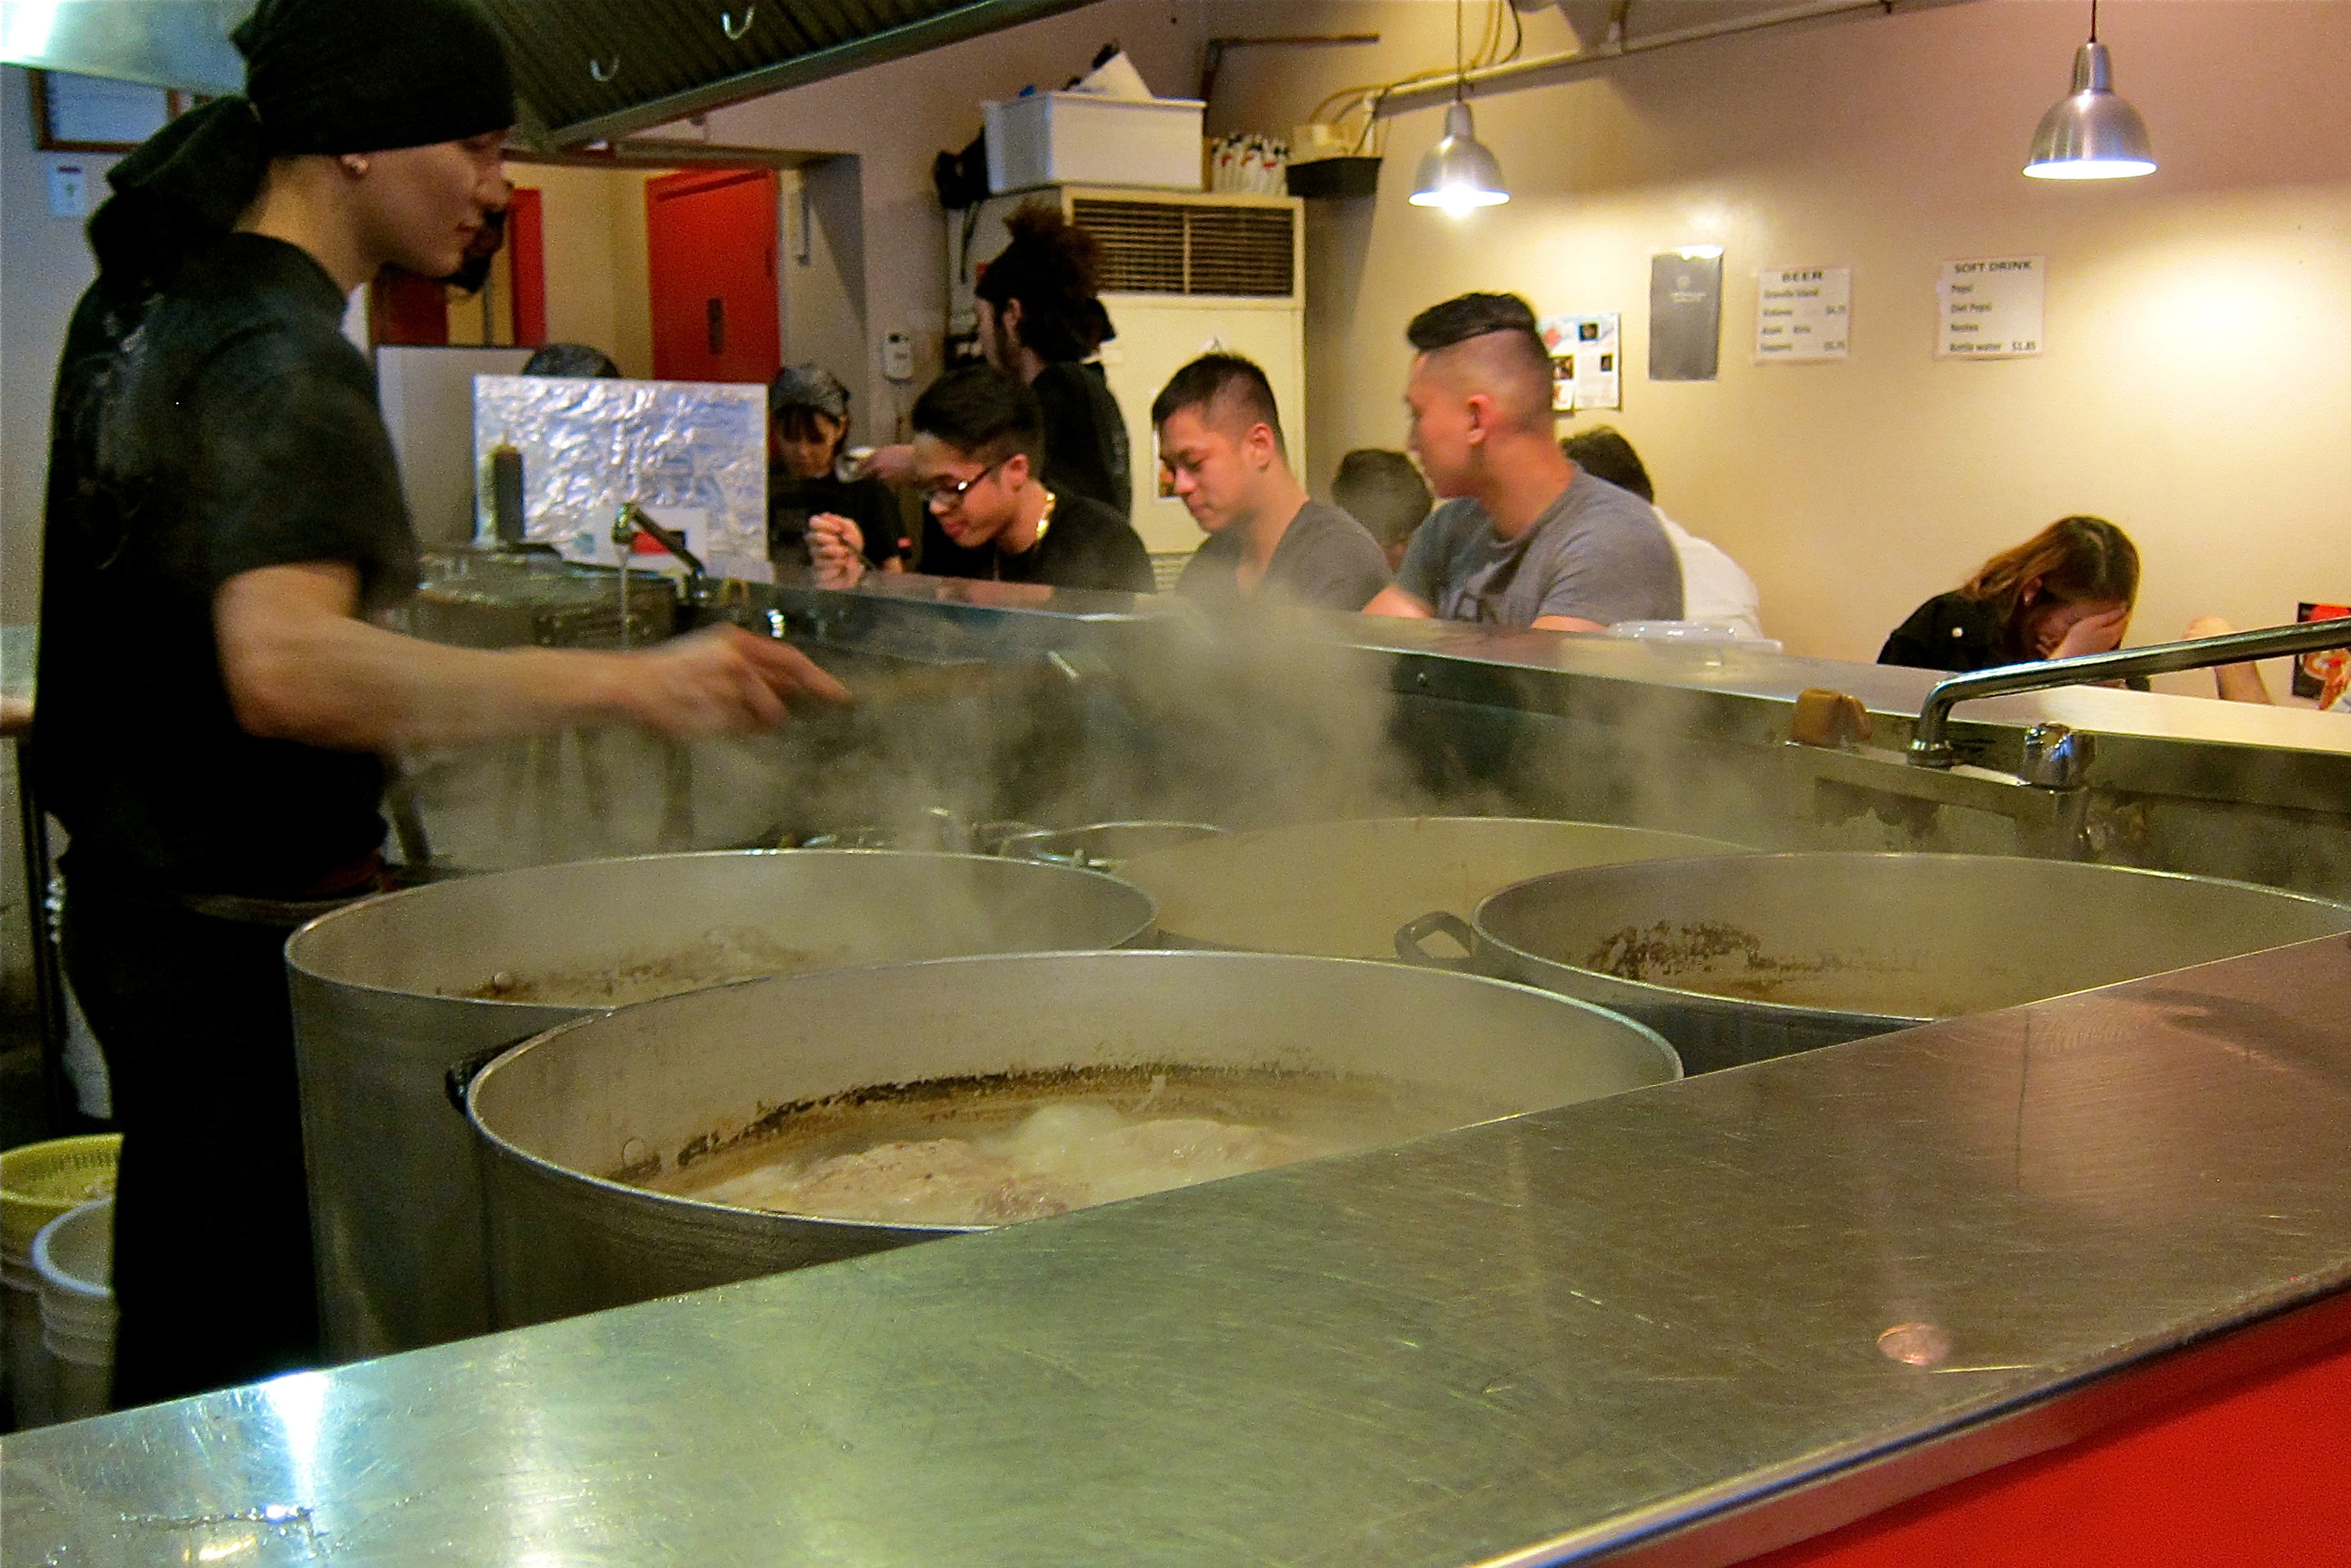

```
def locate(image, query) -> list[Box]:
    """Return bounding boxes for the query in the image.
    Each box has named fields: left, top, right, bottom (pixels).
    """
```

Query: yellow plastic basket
left=1, top=1136, right=122, bottom=1263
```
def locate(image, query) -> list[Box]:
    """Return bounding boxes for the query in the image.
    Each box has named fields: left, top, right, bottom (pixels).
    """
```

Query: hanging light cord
left=2088, top=0, right=2099, bottom=42
left=1316, top=1, right=1525, bottom=154
left=1454, top=0, right=1466, bottom=101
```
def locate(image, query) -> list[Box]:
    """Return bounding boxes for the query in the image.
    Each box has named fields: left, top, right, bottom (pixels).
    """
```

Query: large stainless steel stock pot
left=463, top=950, right=1680, bottom=1331
left=1124, top=817, right=1747, bottom=957
left=286, top=849, right=1153, bottom=1358
left=1397, top=852, right=2351, bottom=1071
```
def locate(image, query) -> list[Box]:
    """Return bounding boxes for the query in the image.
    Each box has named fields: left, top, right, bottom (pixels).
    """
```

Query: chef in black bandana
left=35, top=0, right=846, bottom=1406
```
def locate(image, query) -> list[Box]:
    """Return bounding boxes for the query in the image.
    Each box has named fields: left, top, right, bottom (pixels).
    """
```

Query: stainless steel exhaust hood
left=481, top=0, right=1094, bottom=148
left=2, top=1, right=1096, bottom=150
left=1, top=2, right=246, bottom=95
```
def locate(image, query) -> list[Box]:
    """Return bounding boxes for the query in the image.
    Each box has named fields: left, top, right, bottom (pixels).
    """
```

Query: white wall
left=784, top=156, right=877, bottom=436
left=1200, top=0, right=2351, bottom=684
left=509, top=162, right=662, bottom=376
left=653, top=1, right=1205, bottom=426
left=1, top=64, right=118, bottom=627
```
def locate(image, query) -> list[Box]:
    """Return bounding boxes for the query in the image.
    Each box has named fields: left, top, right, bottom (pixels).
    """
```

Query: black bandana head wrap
left=236, top=0, right=515, bottom=156
left=89, top=0, right=514, bottom=287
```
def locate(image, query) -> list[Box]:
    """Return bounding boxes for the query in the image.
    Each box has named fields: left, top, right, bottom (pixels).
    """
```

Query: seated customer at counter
left=1156, top=352, right=1391, bottom=610
left=767, top=364, right=904, bottom=578
left=1363, top=292, right=1683, bottom=631
left=1879, top=516, right=2139, bottom=672
left=1560, top=425, right=1764, bottom=642
left=870, top=205, right=1132, bottom=579
left=812, top=365, right=1153, bottom=594
left=1330, top=449, right=1434, bottom=575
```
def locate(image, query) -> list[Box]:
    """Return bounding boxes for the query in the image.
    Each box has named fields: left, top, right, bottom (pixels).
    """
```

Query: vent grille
left=1074, top=198, right=1295, bottom=298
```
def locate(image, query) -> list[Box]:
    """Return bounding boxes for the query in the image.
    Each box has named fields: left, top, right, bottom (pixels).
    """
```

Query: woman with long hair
left=1879, top=516, right=2140, bottom=671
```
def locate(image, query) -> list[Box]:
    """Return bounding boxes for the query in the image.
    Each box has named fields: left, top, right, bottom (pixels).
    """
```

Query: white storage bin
left=984, top=93, right=1203, bottom=195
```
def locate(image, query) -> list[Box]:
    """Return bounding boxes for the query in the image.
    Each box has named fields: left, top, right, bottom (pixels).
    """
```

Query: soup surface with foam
left=649, top=1066, right=1506, bottom=1227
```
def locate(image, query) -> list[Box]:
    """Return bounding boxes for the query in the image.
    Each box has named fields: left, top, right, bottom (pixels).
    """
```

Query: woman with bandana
left=34, top=0, right=845, bottom=1405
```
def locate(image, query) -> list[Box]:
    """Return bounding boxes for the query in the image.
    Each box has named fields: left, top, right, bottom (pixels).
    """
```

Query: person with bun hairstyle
left=973, top=204, right=1131, bottom=516
left=1878, top=516, right=2139, bottom=672
left=871, top=205, right=1131, bottom=575
left=35, top=0, right=843, bottom=1405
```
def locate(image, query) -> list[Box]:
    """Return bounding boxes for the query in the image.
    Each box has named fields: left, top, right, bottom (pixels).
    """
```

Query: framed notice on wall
left=29, top=69, right=193, bottom=153
left=1755, top=267, right=1850, bottom=362
left=1937, top=255, right=2044, bottom=359
left=2292, top=603, right=2351, bottom=701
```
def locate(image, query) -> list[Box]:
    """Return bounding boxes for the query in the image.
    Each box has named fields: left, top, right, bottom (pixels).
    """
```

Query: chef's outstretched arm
left=215, top=560, right=849, bottom=751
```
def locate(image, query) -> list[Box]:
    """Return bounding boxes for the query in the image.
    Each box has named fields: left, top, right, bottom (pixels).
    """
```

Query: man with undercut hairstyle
left=1365, top=292, right=1682, bottom=631
left=1154, top=352, right=1391, bottom=611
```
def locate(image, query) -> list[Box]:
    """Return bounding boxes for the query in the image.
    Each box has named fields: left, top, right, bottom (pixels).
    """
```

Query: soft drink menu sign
left=1937, top=255, right=2044, bottom=358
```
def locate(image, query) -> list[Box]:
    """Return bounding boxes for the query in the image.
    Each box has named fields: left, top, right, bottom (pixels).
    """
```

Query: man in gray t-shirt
left=1153, top=352, right=1392, bottom=611
left=1368, top=292, right=1682, bottom=631
left=1398, top=473, right=1680, bottom=627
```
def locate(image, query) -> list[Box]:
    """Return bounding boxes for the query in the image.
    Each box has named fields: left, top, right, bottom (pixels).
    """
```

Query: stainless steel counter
left=11, top=932, right=2351, bottom=1566
left=760, top=579, right=2351, bottom=894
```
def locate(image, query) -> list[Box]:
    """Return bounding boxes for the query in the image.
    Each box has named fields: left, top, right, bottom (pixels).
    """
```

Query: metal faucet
left=1789, top=690, right=2098, bottom=857
left=613, top=503, right=709, bottom=605
left=1788, top=617, right=2351, bottom=860
left=1908, top=616, right=2351, bottom=766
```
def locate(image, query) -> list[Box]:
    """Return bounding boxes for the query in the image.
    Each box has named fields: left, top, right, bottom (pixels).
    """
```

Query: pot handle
left=1395, top=910, right=1478, bottom=968
left=444, top=1035, right=537, bottom=1114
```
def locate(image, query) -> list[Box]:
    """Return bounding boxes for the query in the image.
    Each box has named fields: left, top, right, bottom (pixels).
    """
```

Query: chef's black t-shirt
left=979, top=489, right=1154, bottom=595
left=34, top=233, right=419, bottom=898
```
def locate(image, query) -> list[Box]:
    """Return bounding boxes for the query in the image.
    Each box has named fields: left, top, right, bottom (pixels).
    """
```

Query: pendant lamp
left=2023, top=0, right=2156, bottom=179
left=1410, top=0, right=1509, bottom=214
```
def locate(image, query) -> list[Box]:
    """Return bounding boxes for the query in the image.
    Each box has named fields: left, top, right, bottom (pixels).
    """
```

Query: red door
left=645, top=168, right=780, bottom=384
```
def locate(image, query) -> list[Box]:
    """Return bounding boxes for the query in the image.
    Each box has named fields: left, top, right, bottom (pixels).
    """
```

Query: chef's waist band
left=66, top=852, right=385, bottom=928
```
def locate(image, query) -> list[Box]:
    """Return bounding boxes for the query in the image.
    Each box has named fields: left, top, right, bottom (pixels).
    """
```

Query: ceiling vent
left=1073, top=198, right=1297, bottom=299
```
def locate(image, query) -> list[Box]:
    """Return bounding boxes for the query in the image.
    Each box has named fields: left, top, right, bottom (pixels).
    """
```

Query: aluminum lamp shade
left=1410, top=100, right=1510, bottom=215
left=2024, top=40, right=2156, bottom=179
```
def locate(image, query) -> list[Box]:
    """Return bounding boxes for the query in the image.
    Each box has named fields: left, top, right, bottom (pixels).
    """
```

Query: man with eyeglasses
left=811, top=365, right=1153, bottom=595
left=1363, top=292, right=1682, bottom=631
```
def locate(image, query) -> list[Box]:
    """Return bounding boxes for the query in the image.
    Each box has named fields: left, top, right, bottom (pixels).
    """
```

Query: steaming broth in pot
left=454, top=928, right=856, bottom=1006
left=646, top=1065, right=1508, bottom=1227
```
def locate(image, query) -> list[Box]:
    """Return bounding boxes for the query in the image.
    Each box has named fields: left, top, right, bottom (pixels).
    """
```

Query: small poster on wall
left=1756, top=267, right=1850, bottom=362
left=1539, top=312, right=1621, bottom=411
left=1937, top=255, right=2044, bottom=358
left=2292, top=603, right=2351, bottom=702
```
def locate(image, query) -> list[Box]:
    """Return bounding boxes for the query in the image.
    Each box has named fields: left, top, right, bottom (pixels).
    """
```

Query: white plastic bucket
left=31, top=1198, right=113, bottom=1422
left=2, top=1251, right=54, bottom=1427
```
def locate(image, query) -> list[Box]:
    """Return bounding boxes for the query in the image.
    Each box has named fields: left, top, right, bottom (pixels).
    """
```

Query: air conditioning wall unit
left=946, top=187, right=1305, bottom=556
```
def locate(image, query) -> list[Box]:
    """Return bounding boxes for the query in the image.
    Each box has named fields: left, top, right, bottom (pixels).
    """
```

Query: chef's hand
left=2047, top=605, right=2131, bottom=660
left=808, top=513, right=868, bottom=590
left=2185, top=615, right=2238, bottom=640
left=623, top=625, right=849, bottom=737
left=857, top=444, right=915, bottom=485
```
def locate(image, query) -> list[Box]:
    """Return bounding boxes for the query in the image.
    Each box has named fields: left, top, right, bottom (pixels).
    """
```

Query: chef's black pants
left=60, top=875, right=320, bottom=1407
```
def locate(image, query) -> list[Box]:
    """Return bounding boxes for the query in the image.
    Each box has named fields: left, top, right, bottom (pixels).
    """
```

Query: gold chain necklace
left=992, top=489, right=1057, bottom=579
